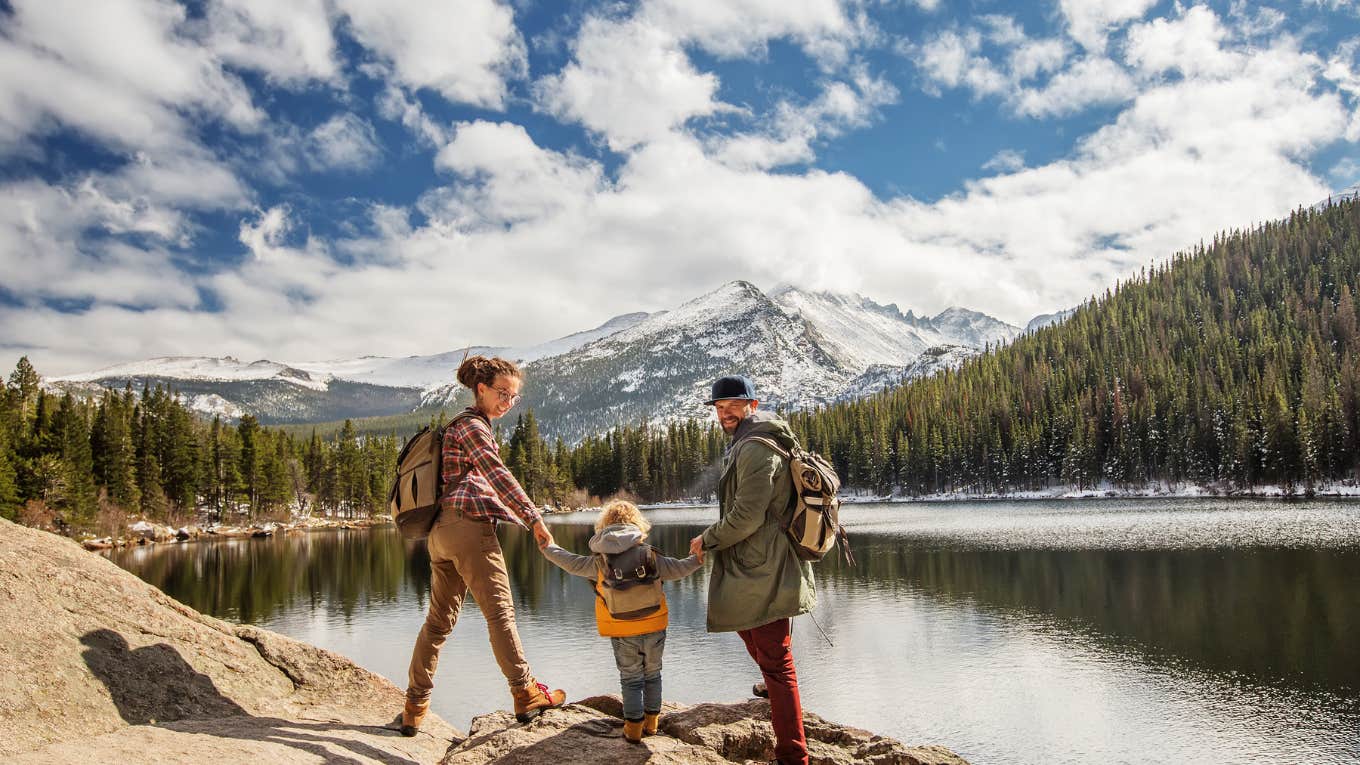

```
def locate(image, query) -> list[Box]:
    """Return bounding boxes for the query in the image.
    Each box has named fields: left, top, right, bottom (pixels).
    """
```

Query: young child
left=539, top=499, right=702, bottom=743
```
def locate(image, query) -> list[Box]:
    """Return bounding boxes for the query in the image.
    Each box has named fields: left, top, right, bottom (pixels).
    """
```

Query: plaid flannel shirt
left=439, top=410, right=542, bottom=529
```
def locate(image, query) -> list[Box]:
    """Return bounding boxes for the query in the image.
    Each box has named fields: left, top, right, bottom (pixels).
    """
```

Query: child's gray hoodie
left=542, top=523, right=701, bottom=580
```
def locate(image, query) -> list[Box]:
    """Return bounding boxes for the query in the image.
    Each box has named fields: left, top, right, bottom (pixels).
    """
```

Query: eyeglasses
left=490, top=386, right=522, bottom=406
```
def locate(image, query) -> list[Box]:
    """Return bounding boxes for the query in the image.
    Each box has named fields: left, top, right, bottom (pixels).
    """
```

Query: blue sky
left=2, top=0, right=1359, bottom=375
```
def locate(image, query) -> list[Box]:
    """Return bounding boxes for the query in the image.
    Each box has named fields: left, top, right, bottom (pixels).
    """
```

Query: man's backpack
left=594, top=545, right=662, bottom=619
left=388, top=409, right=487, bottom=540
left=739, top=436, right=854, bottom=565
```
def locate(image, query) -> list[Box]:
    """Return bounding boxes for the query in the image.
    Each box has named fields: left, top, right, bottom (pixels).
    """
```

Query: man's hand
left=689, top=534, right=704, bottom=558
left=533, top=520, right=554, bottom=549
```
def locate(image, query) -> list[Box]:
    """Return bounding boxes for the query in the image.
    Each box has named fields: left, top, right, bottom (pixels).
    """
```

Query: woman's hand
left=533, top=520, right=554, bottom=549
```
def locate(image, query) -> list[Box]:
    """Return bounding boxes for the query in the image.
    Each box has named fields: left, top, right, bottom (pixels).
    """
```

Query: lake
left=105, top=499, right=1360, bottom=764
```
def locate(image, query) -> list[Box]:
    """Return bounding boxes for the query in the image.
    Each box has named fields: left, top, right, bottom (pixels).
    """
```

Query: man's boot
left=511, top=678, right=566, bottom=723
left=400, top=699, right=428, bottom=737
left=752, top=681, right=769, bottom=698
left=642, top=711, right=660, bottom=736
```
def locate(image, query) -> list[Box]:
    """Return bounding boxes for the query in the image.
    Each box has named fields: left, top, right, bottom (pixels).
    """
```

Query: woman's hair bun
left=457, top=355, right=522, bottom=391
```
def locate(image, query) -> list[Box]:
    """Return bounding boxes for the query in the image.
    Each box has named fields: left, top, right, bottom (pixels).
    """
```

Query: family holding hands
left=399, top=356, right=816, bottom=765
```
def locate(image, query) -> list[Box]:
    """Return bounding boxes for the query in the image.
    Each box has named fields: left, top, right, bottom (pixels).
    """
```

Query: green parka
left=700, top=410, right=816, bottom=632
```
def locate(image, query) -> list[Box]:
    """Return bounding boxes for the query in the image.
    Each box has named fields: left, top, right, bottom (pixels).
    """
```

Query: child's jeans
left=610, top=629, right=665, bottom=721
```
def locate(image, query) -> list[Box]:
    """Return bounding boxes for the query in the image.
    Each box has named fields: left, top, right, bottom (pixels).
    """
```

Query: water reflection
left=106, top=501, right=1360, bottom=764
left=114, top=528, right=412, bottom=624
left=822, top=539, right=1360, bottom=694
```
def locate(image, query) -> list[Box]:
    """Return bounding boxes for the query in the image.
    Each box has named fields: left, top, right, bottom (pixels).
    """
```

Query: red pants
left=738, top=618, right=808, bottom=765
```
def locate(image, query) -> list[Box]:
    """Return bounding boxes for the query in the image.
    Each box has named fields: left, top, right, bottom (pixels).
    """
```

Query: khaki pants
left=406, top=511, right=532, bottom=703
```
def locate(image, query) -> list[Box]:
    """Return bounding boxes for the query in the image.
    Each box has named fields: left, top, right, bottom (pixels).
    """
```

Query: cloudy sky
left=2, top=0, right=1359, bottom=376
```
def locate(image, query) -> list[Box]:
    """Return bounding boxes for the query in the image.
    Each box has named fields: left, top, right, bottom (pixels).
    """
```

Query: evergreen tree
left=8, top=356, right=40, bottom=417
left=53, top=393, right=97, bottom=524
left=134, top=404, right=167, bottom=518
left=237, top=414, right=262, bottom=517
left=0, top=423, right=20, bottom=520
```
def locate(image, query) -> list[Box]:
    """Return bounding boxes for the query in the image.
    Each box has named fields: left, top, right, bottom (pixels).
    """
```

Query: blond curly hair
left=595, top=499, right=651, bottom=536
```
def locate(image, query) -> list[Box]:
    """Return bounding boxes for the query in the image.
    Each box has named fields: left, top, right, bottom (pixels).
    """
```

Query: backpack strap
left=440, top=408, right=494, bottom=500
left=447, top=407, right=491, bottom=431
left=734, top=435, right=791, bottom=461
left=730, top=436, right=802, bottom=526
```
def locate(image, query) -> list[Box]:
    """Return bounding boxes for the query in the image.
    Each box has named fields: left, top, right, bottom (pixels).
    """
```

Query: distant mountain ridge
left=51, top=283, right=1050, bottom=437
left=1024, top=307, right=1078, bottom=334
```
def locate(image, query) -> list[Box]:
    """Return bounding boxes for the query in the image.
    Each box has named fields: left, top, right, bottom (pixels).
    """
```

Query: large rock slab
left=0, top=518, right=461, bottom=764
left=443, top=695, right=970, bottom=765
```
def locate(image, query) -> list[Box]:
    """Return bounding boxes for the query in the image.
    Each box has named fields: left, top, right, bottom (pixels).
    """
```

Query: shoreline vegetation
left=76, top=514, right=392, bottom=551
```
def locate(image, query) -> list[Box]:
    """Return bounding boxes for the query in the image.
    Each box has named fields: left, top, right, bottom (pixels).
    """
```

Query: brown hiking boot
left=512, top=678, right=566, bottom=723
left=642, top=711, right=660, bottom=736
left=752, top=681, right=768, bottom=698
left=400, top=699, right=428, bottom=737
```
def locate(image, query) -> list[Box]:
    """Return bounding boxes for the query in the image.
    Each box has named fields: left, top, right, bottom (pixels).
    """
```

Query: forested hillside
left=796, top=196, right=1360, bottom=495
left=0, top=365, right=404, bottom=531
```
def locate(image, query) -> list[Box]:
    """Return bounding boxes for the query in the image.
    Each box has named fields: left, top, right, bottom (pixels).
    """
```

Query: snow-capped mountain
left=1312, top=183, right=1360, bottom=211
left=769, top=287, right=1021, bottom=368
left=835, top=345, right=976, bottom=401
left=517, top=281, right=853, bottom=439
left=283, top=312, right=653, bottom=393
left=771, top=288, right=944, bottom=369
left=52, top=282, right=1028, bottom=436
left=59, top=356, right=333, bottom=391
left=50, top=313, right=652, bottom=424
left=1024, top=307, right=1078, bottom=334
left=930, top=306, right=1022, bottom=348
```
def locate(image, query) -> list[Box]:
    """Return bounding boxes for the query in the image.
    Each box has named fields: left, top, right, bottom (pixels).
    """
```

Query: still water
left=107, top=500, right=1360, bottom=764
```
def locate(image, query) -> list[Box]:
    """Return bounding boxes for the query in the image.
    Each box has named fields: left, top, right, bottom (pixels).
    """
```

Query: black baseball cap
left=705, top=375, right=757, bottom=405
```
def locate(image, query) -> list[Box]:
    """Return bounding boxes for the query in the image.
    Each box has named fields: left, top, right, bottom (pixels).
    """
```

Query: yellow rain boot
left=623, top=718, right=644, bottom=743
left=642, top=711, right=660, bottom=736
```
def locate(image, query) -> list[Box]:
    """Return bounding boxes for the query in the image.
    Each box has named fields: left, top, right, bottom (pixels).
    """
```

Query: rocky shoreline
left=1, top=516, right=970, bottom=764
left=77, top=515, right=393, bottom=551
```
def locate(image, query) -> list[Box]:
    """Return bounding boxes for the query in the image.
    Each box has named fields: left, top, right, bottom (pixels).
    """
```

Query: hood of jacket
left=588, top=523, right=646, bottom=554
left=729, top=409, right=797, bottom=452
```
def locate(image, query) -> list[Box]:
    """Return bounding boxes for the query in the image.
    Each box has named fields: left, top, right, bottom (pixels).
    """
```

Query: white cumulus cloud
left=1059, top=0, right=1159, bottom=51
left=307, top=113, right=383, bottom=172
left=336, top=0, right=526, bottom=110
left=205, top=0, right=341, bottom=87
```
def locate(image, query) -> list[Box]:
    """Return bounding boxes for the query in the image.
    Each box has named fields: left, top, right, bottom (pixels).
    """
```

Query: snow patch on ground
left=871, top=480, right=1360, bottom=502
left=185, top=393, right=244, bottom=420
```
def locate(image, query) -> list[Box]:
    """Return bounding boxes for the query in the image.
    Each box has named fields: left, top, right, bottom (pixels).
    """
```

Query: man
left=689, top=375, right=816, bottom=765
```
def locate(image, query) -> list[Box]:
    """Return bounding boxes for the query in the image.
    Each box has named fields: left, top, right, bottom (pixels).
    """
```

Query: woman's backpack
left=594, top=545, right=662, bottom=619
left=388, top=409, right=488, bottom=540
left=739, top=436, right=854, bottom=565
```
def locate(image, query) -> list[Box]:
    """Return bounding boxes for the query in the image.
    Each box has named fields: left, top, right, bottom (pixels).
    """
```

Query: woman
left=400, top=355, right=566, bottom=736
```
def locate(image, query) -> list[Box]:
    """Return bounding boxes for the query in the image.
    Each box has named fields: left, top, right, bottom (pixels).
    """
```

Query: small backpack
left=594, top=545, right=662, bottom=619
left=388, top=409, right=487, bottom=540
left=739, top=436, right=854, bottom=565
